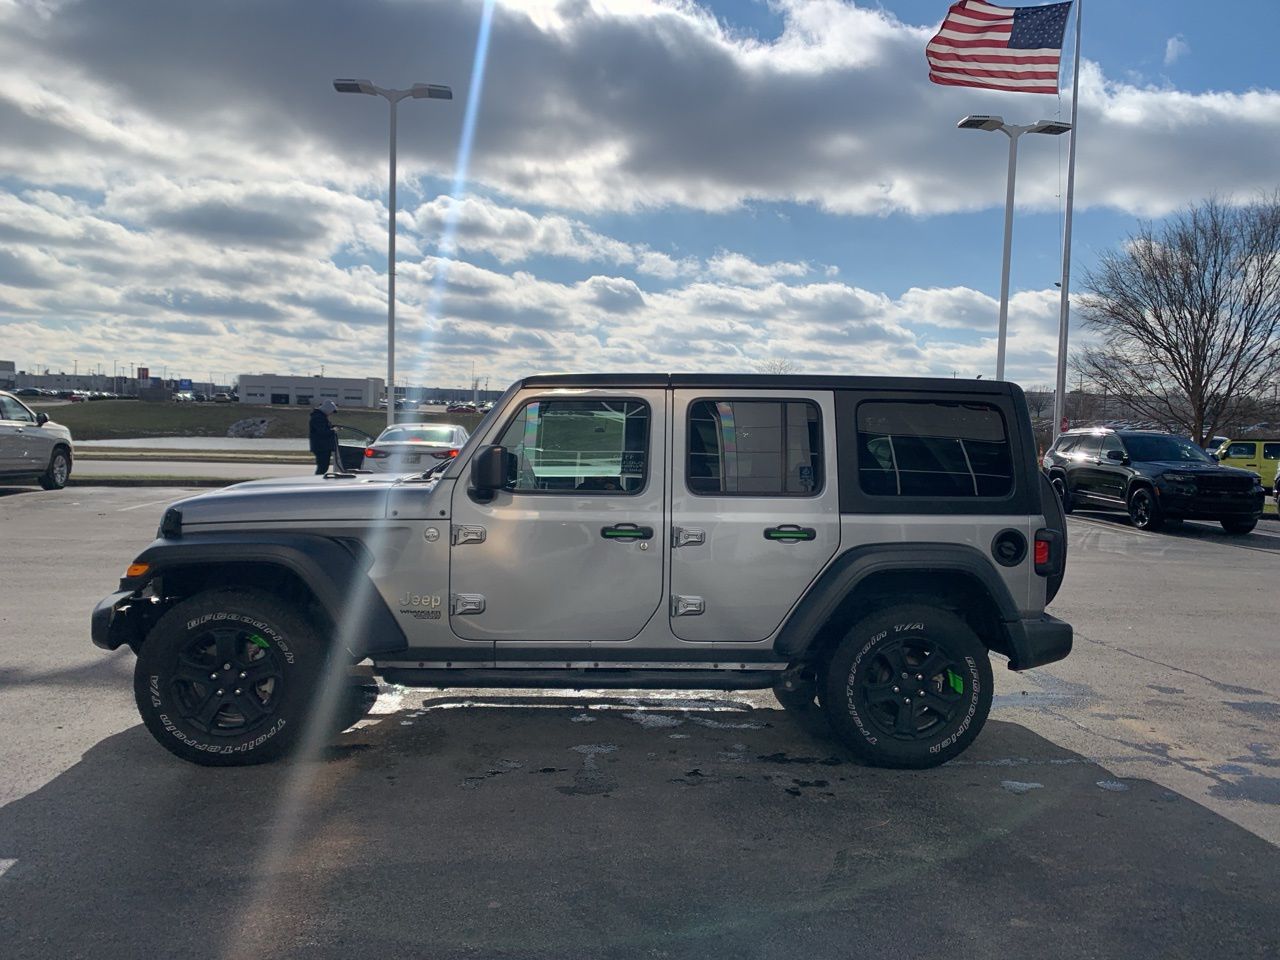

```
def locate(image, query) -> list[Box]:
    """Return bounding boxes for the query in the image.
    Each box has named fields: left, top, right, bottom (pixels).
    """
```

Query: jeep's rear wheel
left=133, top=588, right=327, bottom=766
left=822, top=604, right=992, bottom=769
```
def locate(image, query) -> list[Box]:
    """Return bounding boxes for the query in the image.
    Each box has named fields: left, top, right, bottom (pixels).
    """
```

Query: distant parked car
left=14, top=387, right=42, bottom=397
left=446, top=402, right=477, bottom=414
left=362, top=423, right=469, bottom=473
left=0, top=390, right=74, bottom=489
left=68, top=392, right=88, bottom=403
left=1043, top=428, right=1265, bottom=534
left=213, top=392, right=232, bottom=403
left=1213, top=438, right=1280, bottom=492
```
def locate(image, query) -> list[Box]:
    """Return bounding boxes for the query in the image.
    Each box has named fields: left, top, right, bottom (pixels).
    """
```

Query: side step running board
left=378, top=668, right=781, bottom=691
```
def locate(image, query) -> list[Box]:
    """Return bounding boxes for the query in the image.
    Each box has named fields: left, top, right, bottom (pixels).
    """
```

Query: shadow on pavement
left=1, top=697, right=1277, bottom=960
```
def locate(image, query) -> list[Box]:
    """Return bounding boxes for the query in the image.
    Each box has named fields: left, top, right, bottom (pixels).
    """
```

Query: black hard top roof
left=517, top=373, right=1013, bottom=395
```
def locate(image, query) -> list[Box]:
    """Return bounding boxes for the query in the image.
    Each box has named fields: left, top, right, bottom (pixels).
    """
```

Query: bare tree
left=1023, top=384, right=1054, bottom=419
left=756, top=359, right=800, bottom=375
left=1076, top=194, right=1280, bottom=445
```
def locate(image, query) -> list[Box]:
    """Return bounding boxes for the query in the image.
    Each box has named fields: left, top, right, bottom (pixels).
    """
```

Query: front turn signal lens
left=125, top=562, right=150, bottom=579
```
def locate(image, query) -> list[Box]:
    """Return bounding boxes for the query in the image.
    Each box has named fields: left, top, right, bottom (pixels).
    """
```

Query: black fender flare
left=101, top=532, right=407, bottom=657
left=774, top=542, right=1027, bottom=664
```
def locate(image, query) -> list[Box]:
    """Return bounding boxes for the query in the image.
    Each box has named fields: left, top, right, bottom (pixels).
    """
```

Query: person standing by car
left=309, top=399, right=338, bottom=474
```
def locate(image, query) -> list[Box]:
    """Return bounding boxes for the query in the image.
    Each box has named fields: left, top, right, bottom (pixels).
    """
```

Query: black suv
left=1043, top=428, right=1264, bottom=534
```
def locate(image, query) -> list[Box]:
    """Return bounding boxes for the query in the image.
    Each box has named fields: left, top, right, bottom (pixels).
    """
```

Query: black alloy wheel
left=134, top=588, right=327, bottom=765
left=823, top=604, right=993, bottom=769
left=170, top=625, right=285, bottom=735
left=1127, top=487, right=1163, bottom=531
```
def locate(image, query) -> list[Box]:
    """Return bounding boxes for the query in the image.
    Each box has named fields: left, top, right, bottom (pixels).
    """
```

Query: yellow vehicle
left=1213, top=439, right=1280, bottom=491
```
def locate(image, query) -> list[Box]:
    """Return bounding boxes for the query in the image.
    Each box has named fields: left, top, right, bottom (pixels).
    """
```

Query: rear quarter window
left=855, top=400, right=1014, bottom=499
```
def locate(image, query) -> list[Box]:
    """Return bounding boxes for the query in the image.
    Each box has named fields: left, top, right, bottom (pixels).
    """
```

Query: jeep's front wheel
left=133, top=588, right=326, bottom=766
left=822, top=604, right=993, bottom=769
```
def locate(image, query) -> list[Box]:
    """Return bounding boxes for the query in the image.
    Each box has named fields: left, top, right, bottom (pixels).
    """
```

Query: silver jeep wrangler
left=93, top=374, right=1070, bottom=768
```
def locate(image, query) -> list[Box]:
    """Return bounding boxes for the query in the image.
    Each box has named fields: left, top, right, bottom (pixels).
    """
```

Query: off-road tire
left=133, top=588, right=328, bottom=766
left=1127, top=487, right=1163, bottom=531
left=1221, top=518, right=1257, bottom=535
left=38, top=447, right=71, bottom=490
left=822, top=604, right=993, bottom=769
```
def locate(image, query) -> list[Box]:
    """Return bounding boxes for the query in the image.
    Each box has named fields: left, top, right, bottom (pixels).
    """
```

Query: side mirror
left=1106, top=449, right=1126, bottom=462
left=36, top=412, right=49, bottom=426
left=470, top=445, right=512, bottom=499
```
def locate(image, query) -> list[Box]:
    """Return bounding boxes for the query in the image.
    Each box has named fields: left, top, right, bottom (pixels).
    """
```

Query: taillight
left=431, top=449, right=460, bottom=460
left=364, top=448, right=389, bottom=459
left=1034, top=529, right=1060, bottom=576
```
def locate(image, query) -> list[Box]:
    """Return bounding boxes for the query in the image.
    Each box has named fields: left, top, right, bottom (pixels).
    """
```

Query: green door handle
left=764, top=525, right=816, bottom=542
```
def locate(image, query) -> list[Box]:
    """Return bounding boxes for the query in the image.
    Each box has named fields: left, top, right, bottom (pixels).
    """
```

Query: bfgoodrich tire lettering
left=822, top=604, right=993, bottom=769
left=133, top=588, right=326, bottom=766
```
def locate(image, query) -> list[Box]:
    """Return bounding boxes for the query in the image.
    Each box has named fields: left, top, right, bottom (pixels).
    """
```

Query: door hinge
left=452, top=524, right=487, bottom=545
left=671, top=595, right=705, bottom=617
left=672, top=527, right=705, bottom=547
left=450, top=594, right=486, bottom=616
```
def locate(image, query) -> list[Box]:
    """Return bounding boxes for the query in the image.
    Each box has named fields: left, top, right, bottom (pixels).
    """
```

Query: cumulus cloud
left=0, top=0, right=1261, bottom=387
left=1164, top=35, right=1190, bottom=67
left=0, top=1, right=1273, bottom=218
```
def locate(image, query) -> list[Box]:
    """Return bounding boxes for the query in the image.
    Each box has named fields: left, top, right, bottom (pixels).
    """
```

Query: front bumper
left=91, top=589, right=146, bottom=651
left=1005, top=613, right=1073, bottom=671
left=1157, top=488, right=1264, bottom=520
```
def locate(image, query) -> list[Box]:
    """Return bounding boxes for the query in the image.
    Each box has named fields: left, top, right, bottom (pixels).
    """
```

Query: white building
left=238, top=374, right=384, bottom=409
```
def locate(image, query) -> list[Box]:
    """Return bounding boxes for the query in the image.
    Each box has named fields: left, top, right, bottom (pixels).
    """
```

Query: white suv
left=0, top=390, right=75, bottom=489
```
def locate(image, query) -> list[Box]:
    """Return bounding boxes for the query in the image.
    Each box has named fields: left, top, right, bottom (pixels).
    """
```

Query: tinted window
left=498, top=398, right=648, bottom=494
left=1225, top=442, right=1257, bottom=458
left=1073, top=435, right=1102, bottom=460
left=856, top=401, right=1013, bottom=498
left=1264, top=443, right=1280, bottom=460
left=688, top=400, right=821, bottom=496
left=1122, top=435, right=1213, bottom=463
left=1100, top=435, right=1125, bottom=460
left=1053, top=436, right=1079, bottom=454
left=378, top=426, right=457, bottom=444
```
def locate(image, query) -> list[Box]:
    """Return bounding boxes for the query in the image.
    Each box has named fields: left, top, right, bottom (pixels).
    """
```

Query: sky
left=0, top=0, right=1277, bottom=391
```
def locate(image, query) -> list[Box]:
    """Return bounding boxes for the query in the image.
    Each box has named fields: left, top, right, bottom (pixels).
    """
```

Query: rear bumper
left=1005, top=613, right=1073, bottom=671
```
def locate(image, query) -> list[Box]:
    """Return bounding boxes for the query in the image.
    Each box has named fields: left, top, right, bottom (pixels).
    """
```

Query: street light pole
left=957, top=115, right=1072, bottom=381
left=334, top=78, right=453, bottom=428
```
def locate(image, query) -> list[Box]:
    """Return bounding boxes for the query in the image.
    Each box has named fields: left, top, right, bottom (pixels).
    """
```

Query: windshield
left=376, top=425, right=455, bottom=444
left=1122, top=435, right=1215, bottom=463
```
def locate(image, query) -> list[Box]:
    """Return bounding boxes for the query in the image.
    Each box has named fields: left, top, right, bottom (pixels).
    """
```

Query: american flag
left=926, top=1, right=1072, bottom=94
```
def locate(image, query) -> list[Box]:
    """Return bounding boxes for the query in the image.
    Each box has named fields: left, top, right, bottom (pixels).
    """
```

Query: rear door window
left=1225, top=442, right=1257, bottom=459
left=856, top=400, right=1013, bottom=498
left=687, top=399, right=822, bottom=496
left=1263, top=443, right=1280, bottom=460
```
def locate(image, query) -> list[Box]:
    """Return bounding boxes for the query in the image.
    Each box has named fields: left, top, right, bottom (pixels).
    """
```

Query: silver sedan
left=362, top=423, right=470, bottom=473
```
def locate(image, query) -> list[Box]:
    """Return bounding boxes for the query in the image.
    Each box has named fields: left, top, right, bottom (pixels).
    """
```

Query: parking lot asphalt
left=1, top=487, right=1277, bottom=959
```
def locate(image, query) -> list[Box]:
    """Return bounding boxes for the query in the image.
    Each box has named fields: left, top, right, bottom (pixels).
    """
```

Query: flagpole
left=1051, top=0, right=1082, bottom=442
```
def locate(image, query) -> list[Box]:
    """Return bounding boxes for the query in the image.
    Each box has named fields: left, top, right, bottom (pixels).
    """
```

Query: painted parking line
left=117, top=497, right=179, bottom=512
left=0, top=858, right=15, bottom=880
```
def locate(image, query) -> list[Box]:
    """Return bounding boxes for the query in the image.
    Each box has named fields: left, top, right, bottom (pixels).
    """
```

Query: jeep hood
left=173, top=473, right=441, bottom=526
